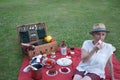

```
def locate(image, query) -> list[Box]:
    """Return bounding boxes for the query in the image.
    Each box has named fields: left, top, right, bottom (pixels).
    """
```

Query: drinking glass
left=70, top=46, right=75, bottom=54
left=50, top=47, right=56, bottom=58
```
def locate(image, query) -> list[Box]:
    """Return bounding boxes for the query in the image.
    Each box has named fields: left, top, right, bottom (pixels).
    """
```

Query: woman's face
left=93, top=31, right=107, bottom=43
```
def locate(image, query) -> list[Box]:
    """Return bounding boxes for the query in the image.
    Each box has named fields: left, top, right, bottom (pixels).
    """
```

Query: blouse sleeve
left=108, top=43, right=116, bottom=53
left=81, top=40, right=89, bottom=52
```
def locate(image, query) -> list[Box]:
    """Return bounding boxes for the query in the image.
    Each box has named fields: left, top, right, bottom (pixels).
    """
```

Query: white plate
left=59, top=67, right=70, bottom=74
left=56, top=58, right=72, bottom=66
left=46, top=70, right=58, bottom=76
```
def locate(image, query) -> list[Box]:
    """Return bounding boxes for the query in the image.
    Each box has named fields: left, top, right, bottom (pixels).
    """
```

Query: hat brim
left=89, top=30, right=110, bottom=35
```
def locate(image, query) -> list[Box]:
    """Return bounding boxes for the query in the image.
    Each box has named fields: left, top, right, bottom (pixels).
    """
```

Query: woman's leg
left=73, top=70, right=85, bottom=80
left=81, top=76, right=92, bottom=80
left=73, top=74, right=83, bottom=80
left=81, top=73, right=101, bottom=80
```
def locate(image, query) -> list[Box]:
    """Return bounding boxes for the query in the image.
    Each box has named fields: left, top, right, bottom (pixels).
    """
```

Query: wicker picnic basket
left=17, top=22, right=58, bottom=59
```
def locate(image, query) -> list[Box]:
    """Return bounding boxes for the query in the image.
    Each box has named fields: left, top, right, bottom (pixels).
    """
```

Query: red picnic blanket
left=18, top=48, right=120, bottom=80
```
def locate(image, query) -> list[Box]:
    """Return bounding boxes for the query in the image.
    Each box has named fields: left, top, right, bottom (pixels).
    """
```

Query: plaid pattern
left=74, top=69, right=104, bottom=80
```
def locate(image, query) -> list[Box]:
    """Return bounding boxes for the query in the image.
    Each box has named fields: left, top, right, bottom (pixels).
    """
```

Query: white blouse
left=76, top=40, right=115, bottom=78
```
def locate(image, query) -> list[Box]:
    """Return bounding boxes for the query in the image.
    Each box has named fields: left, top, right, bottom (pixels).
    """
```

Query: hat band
left=93, top=28, right=106, bottom=31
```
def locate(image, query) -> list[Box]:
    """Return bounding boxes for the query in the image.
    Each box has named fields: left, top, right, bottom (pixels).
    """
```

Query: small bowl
left=43, top=58, right=56, bottom=68
left=59, top=67, right=70, bottom=74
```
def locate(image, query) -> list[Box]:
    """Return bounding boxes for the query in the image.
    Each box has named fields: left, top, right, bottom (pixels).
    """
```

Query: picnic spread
left=17, top=22, right=120, bottom=80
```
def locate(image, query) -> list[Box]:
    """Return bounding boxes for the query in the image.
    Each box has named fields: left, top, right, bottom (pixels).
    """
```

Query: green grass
left=0, top=0, right=120, bottom=80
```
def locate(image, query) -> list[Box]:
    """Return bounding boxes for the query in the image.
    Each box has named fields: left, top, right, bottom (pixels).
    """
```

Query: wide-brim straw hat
left=89, top=23, right=110, bottom=35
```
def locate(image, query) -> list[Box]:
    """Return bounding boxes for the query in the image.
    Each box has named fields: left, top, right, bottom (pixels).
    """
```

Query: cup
left=51, top=52, right=56, bottom=58
left=70, top=47, right=75, bottom=54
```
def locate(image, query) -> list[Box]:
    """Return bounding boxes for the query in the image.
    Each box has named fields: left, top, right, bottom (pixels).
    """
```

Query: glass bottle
left=60, top=40, right=67, bottom=55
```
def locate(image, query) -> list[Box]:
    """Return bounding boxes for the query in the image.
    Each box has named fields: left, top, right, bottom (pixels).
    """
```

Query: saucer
left=46, top=70, right=58, bottom=76
left=59, top=67, right=70, bottom=74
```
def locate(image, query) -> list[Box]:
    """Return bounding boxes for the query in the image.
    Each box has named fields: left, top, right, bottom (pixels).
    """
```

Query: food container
left=17, top=22, right=58, bottom=59
left=30, top=62, right=43, bottom=80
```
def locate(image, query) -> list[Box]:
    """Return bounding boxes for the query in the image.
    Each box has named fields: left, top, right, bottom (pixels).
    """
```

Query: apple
left=50, top=39, right=55, bottom=42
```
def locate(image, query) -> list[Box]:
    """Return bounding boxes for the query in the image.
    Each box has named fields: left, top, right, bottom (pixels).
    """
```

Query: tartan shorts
left=74, top=70, right=104, bottom=80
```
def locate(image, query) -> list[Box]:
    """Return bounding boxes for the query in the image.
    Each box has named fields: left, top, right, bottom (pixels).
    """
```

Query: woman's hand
left=94, top=40, right=103, bottom=50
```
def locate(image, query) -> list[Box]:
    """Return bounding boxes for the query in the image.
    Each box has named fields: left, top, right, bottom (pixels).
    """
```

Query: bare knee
left=73, top=74, right=82, bottom=80
left=81, top=76, right=92, bottom=80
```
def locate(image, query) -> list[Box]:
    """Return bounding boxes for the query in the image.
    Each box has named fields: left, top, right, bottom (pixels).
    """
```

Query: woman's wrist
left=93, top=47, right=99, bottom=51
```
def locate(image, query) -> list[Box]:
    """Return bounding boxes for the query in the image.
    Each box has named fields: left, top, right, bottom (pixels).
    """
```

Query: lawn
left=0, top=0, right=120, bottom=80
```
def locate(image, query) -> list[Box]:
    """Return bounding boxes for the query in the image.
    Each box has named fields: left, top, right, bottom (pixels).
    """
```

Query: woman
left=73, top=23, right=115, bottom=80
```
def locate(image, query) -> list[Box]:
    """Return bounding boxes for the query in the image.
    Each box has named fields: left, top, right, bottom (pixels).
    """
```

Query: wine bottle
left=60, top=40, right=67, bottom=55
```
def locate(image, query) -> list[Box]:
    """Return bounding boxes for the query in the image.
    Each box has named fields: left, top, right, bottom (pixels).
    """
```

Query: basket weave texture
left=17, top=22, right=58, bottom=59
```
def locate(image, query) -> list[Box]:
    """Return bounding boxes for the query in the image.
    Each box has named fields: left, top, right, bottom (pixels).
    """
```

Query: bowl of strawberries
left=59, top=67, right=70, bottom=74
left=43, top=58, right=56, bottom=68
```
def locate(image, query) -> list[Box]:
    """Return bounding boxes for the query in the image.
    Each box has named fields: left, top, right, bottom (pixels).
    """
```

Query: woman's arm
left=81, top=47, right=98, bottom=62
left=107, top=55, right=114, bottom=80
left=81, top=42, right=102, bottom=62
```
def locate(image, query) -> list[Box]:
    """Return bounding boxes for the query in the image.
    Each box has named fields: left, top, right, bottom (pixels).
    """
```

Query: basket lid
left=17, top=22, right=47, bottom=43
